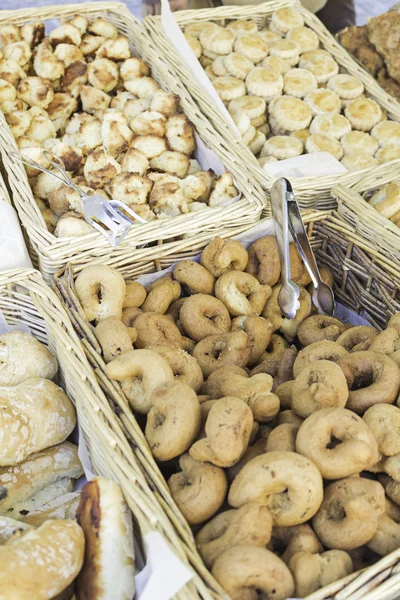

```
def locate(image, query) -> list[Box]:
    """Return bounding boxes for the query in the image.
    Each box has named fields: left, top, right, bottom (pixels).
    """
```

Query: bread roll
left=0, top=378, right=76, bottom=466
left=77, top=477, right=135, bottom=600
left=21, top=491, right=81, bottom=527
left=10, top=477, right=74, bottom=520
left=0, top=515, right=34, bottom=543
left=0, top=519, right=84, bottom=599
left=0, top=442, right=83, bottom=514
left=0, top=332, right=57, bottom=385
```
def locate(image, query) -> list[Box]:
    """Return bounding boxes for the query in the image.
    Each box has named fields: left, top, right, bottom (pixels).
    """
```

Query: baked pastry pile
left=184, top=7, right=400, bottom=171
left=0, top=330, right=135, bottom=599
left=74, top=236, right=400, bottom=599
left=338, top=11, right=400, bottom=103
left=0, top=17, right=238, bottom=237
left=365, top=179, right=400, bottom=229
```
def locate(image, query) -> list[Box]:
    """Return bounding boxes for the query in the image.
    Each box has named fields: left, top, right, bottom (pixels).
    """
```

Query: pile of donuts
left=0, top=16, right=238, bottom=236
left=0, top=330, right=135, bottom=599
left=74, top=234, right=400, bottom=600
left=364, top=179, right=400, bottom=229
left=183, top=6, right=400, bottom=171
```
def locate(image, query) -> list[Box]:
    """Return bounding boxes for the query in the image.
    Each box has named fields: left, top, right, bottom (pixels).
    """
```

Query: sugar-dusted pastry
left=269, top=95, right=312, bottom=131
left=185, top=22, right=217, bottom=40
left=248, top=130, right=266, bottom=155
left=258, top=29, right=282, bottom=45
left=371, top=121, right=400, bottom=146
left=345, top=97, right=382, bottom=131
left=246, top=67, right=283, bottom=98
left=228, top=95, right=266, bottom=119
left=306, top=133, right=344, bottom=160
left=212, top=56, right=229, bottom=77
left=261, top=135, right=303, bottom=159
left=234, top=34, right=268, bottom=64
left=259, top=55, right=291, bottom=74
left=226, top=20, right=258, bottom=37
left=270, top=7, right=305, bottom=34
left=299, top=49, right=339, bottom=83
left=185, top=34, right=202, bottom=59
left=341, top=130, right=379, bottom=155
left=290, top=128, right=310, bottom=144
left=304, top=88, right=341, bottom=116
left=213, top=76, right=246, bottom=100
left=200, top=26, right=235, bottom=55
left=341, top=152, right=379, bottom=170
left=286, top=26, right=319, bottom=54
left=375, top=145, right=400, bottom=163
left=224, top=52, right=254, bottom=80
left=327, top=74, right=364, bottom=100
left=269, top=39, right=300, bottom=66
left=283, top=68, right=317, bottom=98
left=310, top=114, right=351, bottom=139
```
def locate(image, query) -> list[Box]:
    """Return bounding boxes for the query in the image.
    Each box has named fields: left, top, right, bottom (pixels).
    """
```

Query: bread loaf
left=0, top=378, right=76, bottom=466
left=0, top=332, right=58, bottom=386
left=76, top=477, right=135, bottom=600
left=21, top=492, right=81, bottom=528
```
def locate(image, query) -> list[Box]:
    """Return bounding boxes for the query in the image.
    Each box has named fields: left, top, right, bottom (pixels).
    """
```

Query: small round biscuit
left=226, top=20, right=258, bottom=37
left=248, top=130, right=267, bottom=155
left=212, top=56, right=229, bottom=77
left=231, top=111, right=251, bottom=135
left=269, top=39, right=300, bottom=66
left=242, top=124, right=257, bottom=145
left=259, top=55, right=291, bottom=74
left=224, top=52, right=254, bottom=79
left=185, top=33, right=202, bottom=59
left=228, top=95, right=266, bottom=119
left=327, top=74, right=364, bottom=100
left=258, top=29, right=282, bottom=45
left=251, top=114, right=267, bottom=127
left=213, top=76, right=246, bottom=101
left=205, top=65, right=217, bottom=81
left=306, top=133, right=344, bottom=160
left=283, top=68, right=318, bottom=98
left=270, top=96, right=312, bottom=131
left=341, top=131, right=379, bottom=155
left=304, top=88, right=341, bottom=116
left=270, top=7, right=305, bottom=34
left=286, top=26, right=319, bottom=53
left=371, top=121, right=400, bottom=147
left=345, top=97, right=382, bottom=131
left=261, top=135, right=303, bottom=159
left=185, top=22, right=217, bottom=40
left=375, top=145, right=400, bottom=163
left=290, top=128, right=310, bottom=144
left=258, top=155, right=278, bottom=167
left=299, top=49, right=339, bottom=83
left=310, top=114, right=352, bottom=139
left=200, top=26, right=234, bottom=55
left=234, top=34, right=268, bottom=64
left=341, top=152, right=379, bottom=171
left=246, top=67, right=284, bottom=98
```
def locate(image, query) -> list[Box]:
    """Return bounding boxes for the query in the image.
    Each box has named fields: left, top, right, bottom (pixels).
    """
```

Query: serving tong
left=270, top=177, right=335, bottom=319
left=10, top=151, right=147, bottom=247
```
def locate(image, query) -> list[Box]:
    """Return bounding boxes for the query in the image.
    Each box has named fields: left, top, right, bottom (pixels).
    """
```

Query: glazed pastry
left=246, top=68, right=283, bottom=98
left=306, top=134, right=344, bottom=160
left=299, top=50, right=339, bottom=83
left=261, top=135, right=303, bottom=160
left=283, top=68, right=318, bottom=98
left=286, top=26, right=319, bottom=53
left=327, top=74, right=364, bottom=100
left=341, top=131, right=378, bottom=155
left=270, top=7, right=305, bottom=34
left=310, top=114, right=352, bottom=139
left=304, top=89, right=341, bottom=116
left=345, top=97, right=382, bottom=131
left=341, top=152, right=379, bottom=171
left=269, top=39, right=300, bottom=66
left=269, top=96, right=312, bottom=131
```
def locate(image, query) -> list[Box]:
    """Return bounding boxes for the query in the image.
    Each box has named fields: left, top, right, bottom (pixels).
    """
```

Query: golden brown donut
left=289, top=550, right=353, bottom=598
left=215, top=271, right=271, bottom=316
left=123, top=281, right=146, bottom=308
left=195, top=503, right=273, bottom=569
left=297, top=315, right=347, bottom=346
left=338, top=351, right=400, bottom=414
left=142, top=273, right=181, bottom=314
left=265, top=423, right=298, bottom=453
left=245, top=236, right=280, bottom=286
left=193, top=331, right=250, bottom=378
left=296, top=407, right=380, bottom=479
left=94, top=316, right=134, bottom=363
left=252, top=334, right=289, bottom=376
left=134, top=312, right=183, bottom=349
left=166, top=297, right=186, bottom=334
left=147, top=345, right=203, bottom=392
left=121, top=306, right=142, bottom=328
left=363, top=404, right=400, bottom=456
left=211, top=545, right=295, bottom=600
left=291, top=360, right=348, bottom=418
left=229, top=451, right=323, bottom=526
left=145, top=381, right=201, bottom=461
left=274, top=380, right=294, bottom=410
left=168, top=453, right=227, bottom=525
left=312, top=478, right=386, bottom=550
left=189, top=396, right=253, bottom=467
left=230, top=315, right=273, bottom=366
left=182, top=336, right=196, bottom=354
left=180, top=294, right=231, bottom=342
left=75, top=264, right=126, bottom=322
left=368, top=498, right=400, bottom=556
left=200, top=237, right=248, bottom=278
left=272, top=524, right=323, bottom=565
left=336, top=325, right=378, bottom=352
left=293, top=340, right=349, bottom=378
left=173, top=260, right=215, bottom=295
left=277, top=410, right=304, bottom=428
left=370, top=327, right=400, bottom=356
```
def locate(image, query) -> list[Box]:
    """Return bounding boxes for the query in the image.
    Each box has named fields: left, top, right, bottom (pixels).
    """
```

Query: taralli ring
left=75, top=264, right=126, bottom=322
left=297, top=315, right=347, bottom=346
left=193, top=331, right=250, bottom=378
left=200, top=237, right=248, bottom=277
left=215, top=271, right=271, bottom=316
left=293, top=340, right=348, bottom=378
left=180, top=294, right=231, bottom=342
left=336, top=326, right=378, bottom=352
left=291, top=360, right=348, bottom=418
left=134, top=312, right=183, bottom=349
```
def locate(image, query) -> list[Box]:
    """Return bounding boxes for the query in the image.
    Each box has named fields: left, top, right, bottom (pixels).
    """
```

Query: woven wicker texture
left=0, top=2, right=263, bottom=284
left=145, top=0, right=400, bottom=208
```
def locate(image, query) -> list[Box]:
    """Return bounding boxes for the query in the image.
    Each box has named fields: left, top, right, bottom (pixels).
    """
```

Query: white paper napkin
left=263, top=152, right=349, bottom=178
left=0, top=200, right=32, bottom=271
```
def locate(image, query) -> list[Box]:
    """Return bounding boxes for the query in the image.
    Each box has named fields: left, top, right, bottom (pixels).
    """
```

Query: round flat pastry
left=286, top=27, right=319, bottom=54
left=299, top=49, right=339, bottom=83
left=283, top=68, right=317, bottom=98
left=203, top=49, right=220, bottom=60
left=261, top=135, right=303, bottom=159
left=310, top=114, right=351, bottom=139
left=184, top=34, right=202, bottom=59
left=270, top=95, right=312, bottom=131
left=213, top=76, right=246, bottom=100
left=185, top=22, right=217, bottom=40
left=341, top=131, right=379, bottom=155
left=371, top=121, right=400, bottom=147
left=231, top=110, right=251, bottom=135
left=259, top=55, right=291, bottom=74
left=199, top=56, right=212, bottom=68
left=306, top=133, right=344, bottom=160
left=269, top=115, right=289, bottom=135
left=200, top=26, right=234, bottom=55
left=304, top=88, right=341, bottom=116
left=341, top=94, right=364, bottom=109
left=259, top=155, right=278, bottom=167
left=226, top=20, right=258, bottom=37
left=242, top=124, right=256, bottom=145
left=341, top=152, right=379, bottom=171
left=270, top=7, right=305, bottom=34
left=257, top=122, right=270, bottom=137
left=234, top=34, right=269, bottom=64
left=205, top=65, right=217, bottom=81
left=290, top=128, right=310, bottom=144
left=251, top=113, right=267, bottom=127
left=224, top=52, right=254, bottom=80
left=248, top=130, right=267, bottom=155
left=327, top=74, right=364, bottom=100
left=345, top=97, right=382, bottom=131
left=246, top=67, right=283, bottom=98
left=369, top=183, right=400, bottom=217
left=258, top=29, right=282, bottom=44
left=228, top=95, right=266, bottom=119
left=212, top=56, right=229, bottom=76
left=269, top=39, right=300, bottom=66
left=376, top=145, right=400, bottom=163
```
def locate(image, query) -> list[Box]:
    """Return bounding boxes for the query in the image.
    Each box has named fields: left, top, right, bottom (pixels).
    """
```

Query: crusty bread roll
left=0, top=519, right=84, bottom=600
left=0, top=442, right=83, bottom=515
left=76, top=477, right=135, bottom=600
left=0, top=332, right=58, bottom=385
left=0, top=515, right=34, bottom=543
left=10, top=477, right=74, bottom=520
left=0, top=378, right=76, bottom=466
left=21, top=491, right=81, bottom=527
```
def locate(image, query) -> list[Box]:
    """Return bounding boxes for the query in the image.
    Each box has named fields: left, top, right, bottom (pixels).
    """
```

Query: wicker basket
left=52, top=208, right=400, bottom=599
left=0, top=2, right=264, bottom=284
left=0, top=268, right=226, bottom=600
left=145, top=0, right=400, bottom=209
left=331, top=162, right=400, bottom=264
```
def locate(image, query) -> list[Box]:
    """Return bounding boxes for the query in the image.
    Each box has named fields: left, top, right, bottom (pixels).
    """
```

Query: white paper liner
left=0, top=201, right=32, bottom=271
left=263, top=152, right=349, bottom=178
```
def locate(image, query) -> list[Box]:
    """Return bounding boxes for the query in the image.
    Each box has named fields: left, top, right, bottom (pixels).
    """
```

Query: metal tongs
left=270, top=177, right=335, bottom=318
left=10, top=150, right=147, bottom=247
